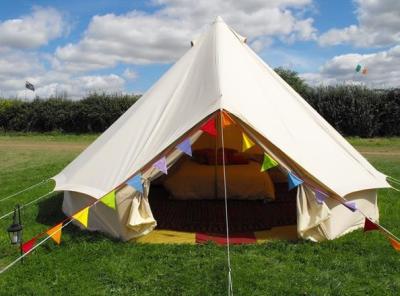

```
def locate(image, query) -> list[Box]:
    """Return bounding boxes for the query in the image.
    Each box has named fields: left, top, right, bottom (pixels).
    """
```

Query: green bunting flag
left=260, top=153, right=278, bottom=172
left=100, top=190, right=116, bottom=209
left=355, top=64, right=362, bottom=72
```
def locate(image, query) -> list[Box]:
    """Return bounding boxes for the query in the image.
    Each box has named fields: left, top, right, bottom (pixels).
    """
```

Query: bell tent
left=53, top=17, right=390, bottom=242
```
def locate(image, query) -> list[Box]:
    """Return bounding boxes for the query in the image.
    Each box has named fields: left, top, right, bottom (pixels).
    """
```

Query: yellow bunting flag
left=100, top=190, right=116, bottom=209
left=222, top=111, right=234, bottom=127
left=46, top=223, right=63, bottom=245
left=242, top=133, right=255, bottom=152
left=389, top=237, right=400, bottom=251
left=261, top=153, right=278, bottom=172
left=72, top=207, right=89, bottom=228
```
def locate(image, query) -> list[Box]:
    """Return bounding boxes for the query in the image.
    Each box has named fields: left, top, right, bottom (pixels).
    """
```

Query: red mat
left=195, top=232, right=257, bottom=245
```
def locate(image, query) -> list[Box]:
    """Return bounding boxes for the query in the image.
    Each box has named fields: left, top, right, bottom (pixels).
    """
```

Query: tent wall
left=296, top=187, right=379, bottom=241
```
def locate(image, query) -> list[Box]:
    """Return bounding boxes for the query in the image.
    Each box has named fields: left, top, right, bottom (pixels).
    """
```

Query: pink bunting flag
left=176, top=138, right=192, bottom=157
left=153, top=156, right=168, bottom=174
left=22, top=238, right=36, bottom=254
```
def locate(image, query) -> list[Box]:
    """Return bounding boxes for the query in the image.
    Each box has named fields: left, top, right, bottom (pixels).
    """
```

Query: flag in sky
left=25, top=81, right=35, bottom=91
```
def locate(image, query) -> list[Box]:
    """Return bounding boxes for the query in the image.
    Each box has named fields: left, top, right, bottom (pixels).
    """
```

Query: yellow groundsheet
left=132, top=225, right=297, bottom=244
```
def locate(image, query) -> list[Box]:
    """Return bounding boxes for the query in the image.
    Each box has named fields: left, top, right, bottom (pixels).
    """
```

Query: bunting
left=153, top=157, right=168, bottom=174
left=362, top=68, right=368, bottom=75
left=200, top=118, right=217, bottom=137
left=127, top=174, right=144, bottom=193
left=22, top=238, right=36, bottom=254
left=315, top=191, right=328, bottom=205
left=288, top=172, right=303, bottom=191
left=46, top=223, right=63, bottom=245
left=389, top=237, right=400, bottom=251
left=176, top=138, right=192, bottom=157
left=100, top=191, right=116, bottom=209
left=363, top=218, right=379, bottom=232
left=355, top=64, right=362, bottom=72
left=242, top=133, right=255, bottom=152
left=344, top=201, right=357, bottom=212
left=222, top=111, right=234, bottom=127
left=72, top=207, right=89, bottom=228
left=260, top=153, right=278, bottom=172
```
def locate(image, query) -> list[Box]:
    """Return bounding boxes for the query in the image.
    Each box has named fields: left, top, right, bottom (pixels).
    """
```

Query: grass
left=0, top=134, right=399, bottom=295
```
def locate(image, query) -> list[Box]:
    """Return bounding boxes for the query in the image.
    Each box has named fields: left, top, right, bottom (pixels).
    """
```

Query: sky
left=0, top=0, right=399, bottom=100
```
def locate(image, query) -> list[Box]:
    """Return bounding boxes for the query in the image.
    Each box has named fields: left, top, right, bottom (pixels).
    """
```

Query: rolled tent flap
left=126, top=179, right=157, bottom=236
left=296, top=185, right=331, bottom=241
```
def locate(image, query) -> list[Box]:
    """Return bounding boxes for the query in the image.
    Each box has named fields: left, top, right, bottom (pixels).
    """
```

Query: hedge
left=0, top=87, right=399, bottom=137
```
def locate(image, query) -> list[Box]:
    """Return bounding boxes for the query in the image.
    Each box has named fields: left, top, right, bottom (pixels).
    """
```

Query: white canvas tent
left=53, top=17, right=390, bottom=242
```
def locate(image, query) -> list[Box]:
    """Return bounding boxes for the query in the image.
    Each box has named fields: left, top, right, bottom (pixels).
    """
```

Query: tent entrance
left=147, top=113, right=297, bottom=235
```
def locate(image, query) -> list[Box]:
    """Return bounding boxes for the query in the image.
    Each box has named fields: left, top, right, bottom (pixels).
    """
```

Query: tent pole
left=214, top=113, right=219, bottom=199
left=219, top=109, right=233, bottom=296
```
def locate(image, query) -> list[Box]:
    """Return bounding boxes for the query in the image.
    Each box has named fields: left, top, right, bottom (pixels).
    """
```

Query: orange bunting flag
left=242, top=133, right=255, bottom=152
left=72, top=207, right=89, bottom=228
left=200, top=118, right=217, bottom=137
left=362, top=68, right=368, bottom=75
left=363, top=218, right=379, bottom=232
left=46, top=223, right=63, bottom=245
left=389, top=237, right=400, bottom=251
left=22, top=238, right=36, bottom=254
left=222, top=111, right=234, bottom=127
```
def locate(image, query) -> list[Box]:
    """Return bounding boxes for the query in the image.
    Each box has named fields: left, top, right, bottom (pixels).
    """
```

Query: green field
left=0, top=134, right=399, bottom=295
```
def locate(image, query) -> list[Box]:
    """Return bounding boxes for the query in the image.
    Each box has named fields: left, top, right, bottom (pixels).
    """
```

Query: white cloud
left=122, top=68, right=138, bottom=80
left=0, top=7, right=66, bottom=50
left=301, top=45, right=400, bottom=88
left=55, top=0, right=317, bottom=71
left=318, top=0, right=400, bottom=47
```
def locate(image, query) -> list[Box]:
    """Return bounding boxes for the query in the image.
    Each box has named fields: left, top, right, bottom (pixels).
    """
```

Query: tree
left=274, top=67, right=310, bottom=97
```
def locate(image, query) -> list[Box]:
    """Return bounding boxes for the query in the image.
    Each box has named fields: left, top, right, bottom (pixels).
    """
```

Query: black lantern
left=7, top=205, right=23, bottom=246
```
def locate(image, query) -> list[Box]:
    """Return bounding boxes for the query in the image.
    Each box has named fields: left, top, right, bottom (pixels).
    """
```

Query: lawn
left=0, top=134, right=399, bottom=295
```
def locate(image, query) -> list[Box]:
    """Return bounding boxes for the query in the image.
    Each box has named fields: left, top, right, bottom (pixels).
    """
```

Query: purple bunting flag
left=153, top=156, right=168, bottom=175
left=344, top=201, right=357, bottom=212
left=176, top=138, right=192, bottom=157
left=126, top=174, right=144, bottom=193
left=288, top=172, right=303, bottom=191
left=315, top=191, right=328, bottom=204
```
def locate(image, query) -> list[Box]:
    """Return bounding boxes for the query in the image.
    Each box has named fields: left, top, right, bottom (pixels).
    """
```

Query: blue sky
left=0, top=0, right=399, bottom=99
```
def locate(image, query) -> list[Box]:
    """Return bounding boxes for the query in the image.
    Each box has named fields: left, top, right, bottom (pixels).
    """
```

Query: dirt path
left=0, top=141, right=89, bottom=150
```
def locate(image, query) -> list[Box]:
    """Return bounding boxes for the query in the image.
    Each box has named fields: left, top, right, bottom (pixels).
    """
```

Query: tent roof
left=53, top=17, right=389, bottom=198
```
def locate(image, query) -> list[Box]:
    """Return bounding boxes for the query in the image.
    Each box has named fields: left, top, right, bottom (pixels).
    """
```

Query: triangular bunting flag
left=355, top=64, right=362, bottom=72
left=389, top=237, right=400, bottom=251
left=288, top=172, right=303, bottom=191
left=242, top=133, right=255, bottom=152
left=22, top=238, right=36, bottom=254
left=100, top=190, right=116, bottom=209
left=72, top=207, right=89, bottom=228
left=344, top=201, right=357, bottom=212
left=176, top=138, right=192, bottom=157
left=46, top=223, right=63, bottom=245
left=315, top=191, right=328, bottom=204
left=363, top=218, right=380, bottom=232
left=222, top=111, right=234, bottom=127
left=153, top=156, right=168, bottom=174
left=260, top=153, right=278, bottom=172
left=127, top=174, right=144, bottom=193
left=362, top=68, right=368, bottom=75
left=200, top=118, right=217, bottom=137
